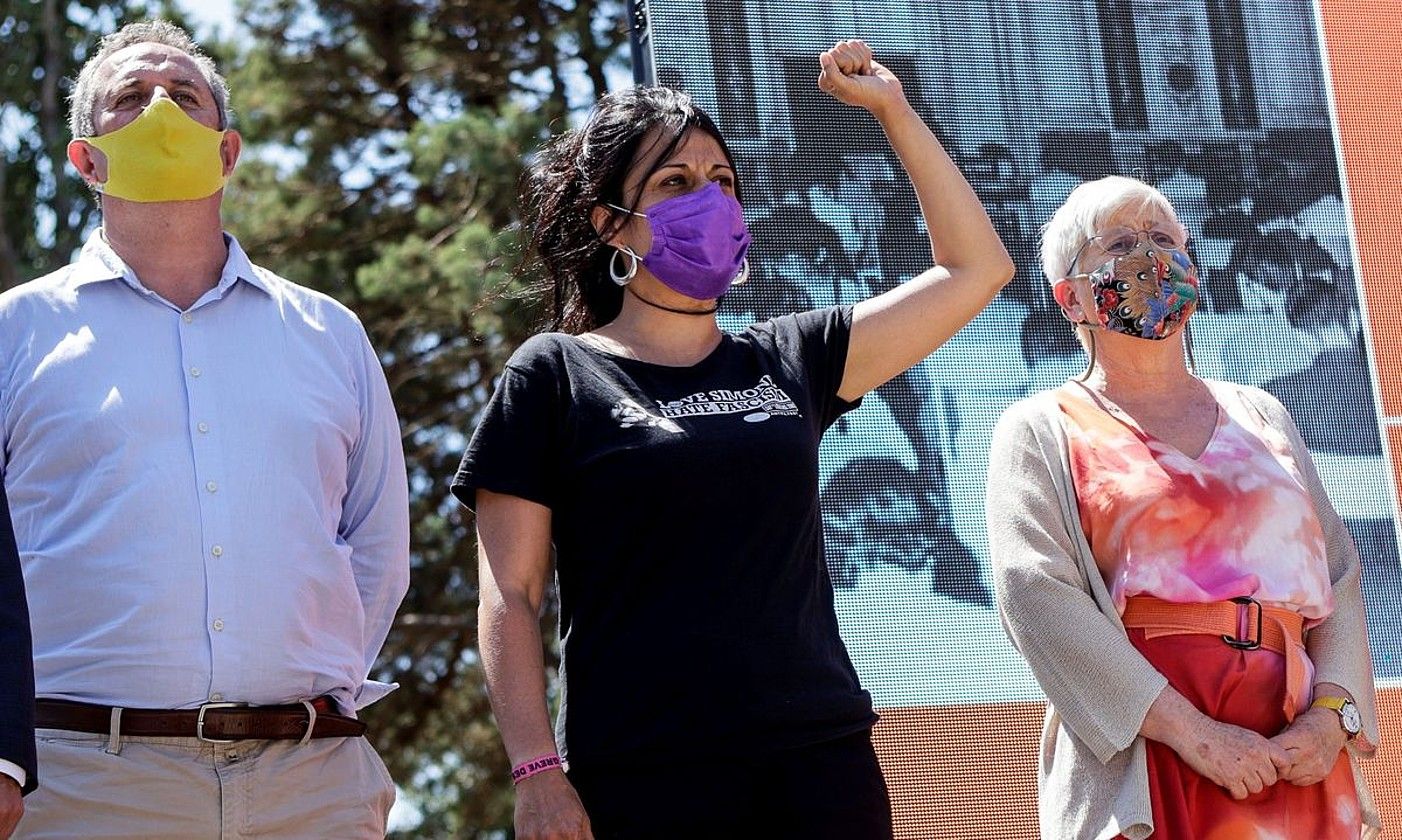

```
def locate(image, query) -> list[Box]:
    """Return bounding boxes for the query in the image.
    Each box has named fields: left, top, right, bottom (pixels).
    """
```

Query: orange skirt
left=1121, top=628, right=1361, bottom=840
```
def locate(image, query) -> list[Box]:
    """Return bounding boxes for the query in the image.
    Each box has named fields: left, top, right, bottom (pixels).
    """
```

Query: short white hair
left=1039, top=176, right=1179, bottom=283
left=68, top=20, right=230, bottom=139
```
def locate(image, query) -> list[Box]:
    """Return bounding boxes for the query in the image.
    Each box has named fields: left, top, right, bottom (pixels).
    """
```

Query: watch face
left=1340, top=703, right=1362, bottom=734
left=1341, top=702, right=1363, bottom=735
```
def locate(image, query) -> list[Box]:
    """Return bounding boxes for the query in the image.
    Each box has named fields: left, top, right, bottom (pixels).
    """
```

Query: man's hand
left=514, top=769, right=594, bottom=840
left=0, top=775, right=23, bottom=840
left=1271, top=706, right=1350, bottom=786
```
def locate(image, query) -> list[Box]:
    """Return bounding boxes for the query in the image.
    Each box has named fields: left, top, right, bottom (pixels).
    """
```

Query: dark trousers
left=568, top=729, right=894, bottom=840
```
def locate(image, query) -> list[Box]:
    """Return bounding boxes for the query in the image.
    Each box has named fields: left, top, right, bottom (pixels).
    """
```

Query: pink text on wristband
left=511, top=753, right=562, bottom=784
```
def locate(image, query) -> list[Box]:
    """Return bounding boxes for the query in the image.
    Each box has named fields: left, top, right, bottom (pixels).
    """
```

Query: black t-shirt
left=452, top=306, right=875, bottom=768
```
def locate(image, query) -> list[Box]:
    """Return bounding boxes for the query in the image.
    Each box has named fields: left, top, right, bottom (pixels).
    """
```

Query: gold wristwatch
left=1312, top=696, right=1362, bottom=738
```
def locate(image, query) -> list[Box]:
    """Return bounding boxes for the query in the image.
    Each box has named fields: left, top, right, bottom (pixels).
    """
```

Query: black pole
left=627, top=0, right=654, bottom=85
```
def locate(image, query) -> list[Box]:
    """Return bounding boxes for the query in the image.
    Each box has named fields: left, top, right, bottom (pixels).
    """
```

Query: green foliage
left=4, top=0, right=629, bottom=835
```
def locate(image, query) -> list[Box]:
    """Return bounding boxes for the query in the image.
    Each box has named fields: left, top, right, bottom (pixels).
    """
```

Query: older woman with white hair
left=985, top=175, right=1380, bottom=839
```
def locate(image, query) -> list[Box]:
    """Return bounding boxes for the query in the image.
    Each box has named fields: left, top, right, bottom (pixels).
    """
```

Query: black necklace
left=626, top=284, right=719, bottom=316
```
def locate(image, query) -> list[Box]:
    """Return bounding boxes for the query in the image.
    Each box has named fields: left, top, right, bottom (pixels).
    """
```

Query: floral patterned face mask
left=1071, top=240, right=1200, bottom=340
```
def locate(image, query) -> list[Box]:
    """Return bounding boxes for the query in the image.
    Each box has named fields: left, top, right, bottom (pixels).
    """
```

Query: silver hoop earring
left=609, top=247, right=639, bottom=286
left=730, top=258, right=750, bottom=287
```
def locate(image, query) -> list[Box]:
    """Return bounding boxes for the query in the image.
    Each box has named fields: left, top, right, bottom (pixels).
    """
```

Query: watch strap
left=1311, top=695, right=1361, bottom=736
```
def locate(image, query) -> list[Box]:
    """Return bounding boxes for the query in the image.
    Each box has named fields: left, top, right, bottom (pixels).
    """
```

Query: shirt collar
left=220, top=235, right=271, bottom=295
left=68, top=228, right=274, bottom=297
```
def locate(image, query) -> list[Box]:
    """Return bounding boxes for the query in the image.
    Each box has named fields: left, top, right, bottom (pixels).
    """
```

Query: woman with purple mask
left=453, top=41, right=1012, bottom=839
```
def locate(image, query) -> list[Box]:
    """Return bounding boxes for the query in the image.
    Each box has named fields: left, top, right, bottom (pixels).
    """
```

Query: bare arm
left=477, top=489, right=557, bottom=763
left=816, top=40, right=1015, bottom=402
left=0, top=777, right=20, bottom=840
left=476, top=489, right=592, bottom=840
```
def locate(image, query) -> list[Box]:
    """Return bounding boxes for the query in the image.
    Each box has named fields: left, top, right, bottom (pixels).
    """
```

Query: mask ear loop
left=609, top=247, right=639, bottom=286
left=1077, top=327, right=1097, bottom=383
left=1055, top=276, right=1098, bottom=383
left=1184, top=318, right=1197, bottom=375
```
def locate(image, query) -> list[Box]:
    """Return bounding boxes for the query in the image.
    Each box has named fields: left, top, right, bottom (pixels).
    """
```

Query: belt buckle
left=196, top=702, right=243, bottom=744
left=1222, top=596, right=1263, bottom=650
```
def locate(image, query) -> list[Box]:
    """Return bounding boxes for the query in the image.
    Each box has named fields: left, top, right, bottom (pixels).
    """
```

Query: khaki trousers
left=16, top=728, right=395, bottom=839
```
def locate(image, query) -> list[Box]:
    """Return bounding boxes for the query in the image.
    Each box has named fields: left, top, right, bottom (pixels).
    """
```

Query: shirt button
left=198, top=422, right=210, bottom=434
left=190, top=367, right=202, bottom=377
left=209, top=693, right=224, bottom=702
left=212, top=619, right=224, bottom=631
left=211, top=545, right=223, bottom=557
left=206, top=481, right=218, bottom=493
left=182, top=313, right=193, bottom=324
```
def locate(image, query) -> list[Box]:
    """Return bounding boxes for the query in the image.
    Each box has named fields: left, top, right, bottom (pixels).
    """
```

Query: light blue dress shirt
left=0, top=230, right=410, bottom=713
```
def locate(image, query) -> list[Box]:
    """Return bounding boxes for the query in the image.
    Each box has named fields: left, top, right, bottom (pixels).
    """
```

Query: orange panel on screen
left=1319, top=0, right=1402, bottom=420
left=874, top=704, right=1042, bottom=840
left=1390, top=429, right=1402, bottom=530
left=1323, top=2, right=1402, bottom=823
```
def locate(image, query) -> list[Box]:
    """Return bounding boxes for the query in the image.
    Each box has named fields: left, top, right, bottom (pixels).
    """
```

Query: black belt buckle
left=1222, top=596, right=1262, bottom=650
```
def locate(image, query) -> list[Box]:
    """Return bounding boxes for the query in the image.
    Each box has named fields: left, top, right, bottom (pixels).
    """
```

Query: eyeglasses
left=1066, top=225, right=1189, bottom=277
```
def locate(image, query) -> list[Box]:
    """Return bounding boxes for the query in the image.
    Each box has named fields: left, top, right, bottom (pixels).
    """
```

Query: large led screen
left=641, top=0, right=1402, bottom=835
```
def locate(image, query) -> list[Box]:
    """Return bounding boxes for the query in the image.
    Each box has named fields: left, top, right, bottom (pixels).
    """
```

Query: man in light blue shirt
left=1, top=20, right=410, bottom=838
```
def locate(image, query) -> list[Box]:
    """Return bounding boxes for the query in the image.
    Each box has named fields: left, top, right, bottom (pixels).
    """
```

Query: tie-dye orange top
left=1056, top=381, right=1334, bottom=621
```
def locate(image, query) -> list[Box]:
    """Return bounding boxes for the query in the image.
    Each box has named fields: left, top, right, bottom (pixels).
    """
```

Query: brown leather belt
left=36, top=697, right=366, bottom=742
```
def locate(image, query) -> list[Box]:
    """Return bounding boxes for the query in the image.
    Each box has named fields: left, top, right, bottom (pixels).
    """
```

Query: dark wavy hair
left=520, top=86, right=740, bottom=334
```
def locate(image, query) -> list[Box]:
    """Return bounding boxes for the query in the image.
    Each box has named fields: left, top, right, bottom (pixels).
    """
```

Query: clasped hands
left=1183, top=706, right=1349, bottom=801
left=1270, top=706, right=1352, bottom=786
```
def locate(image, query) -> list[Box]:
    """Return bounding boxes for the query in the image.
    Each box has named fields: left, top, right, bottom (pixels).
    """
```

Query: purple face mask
left=610, top=181, right=751, bottom=300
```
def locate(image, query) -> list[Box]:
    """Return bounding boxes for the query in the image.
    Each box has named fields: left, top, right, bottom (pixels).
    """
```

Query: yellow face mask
left=82, top=97, right=228, bottom=203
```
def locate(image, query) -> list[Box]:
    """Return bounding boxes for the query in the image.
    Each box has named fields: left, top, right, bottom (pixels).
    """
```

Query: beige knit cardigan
left=985, top=381, right=1380, bottom=840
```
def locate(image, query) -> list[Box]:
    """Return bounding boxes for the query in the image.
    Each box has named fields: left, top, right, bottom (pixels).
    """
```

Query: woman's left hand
left=817, top=40, right=907, bottom=119
left=1270, top=707, right=1350, bottom=786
